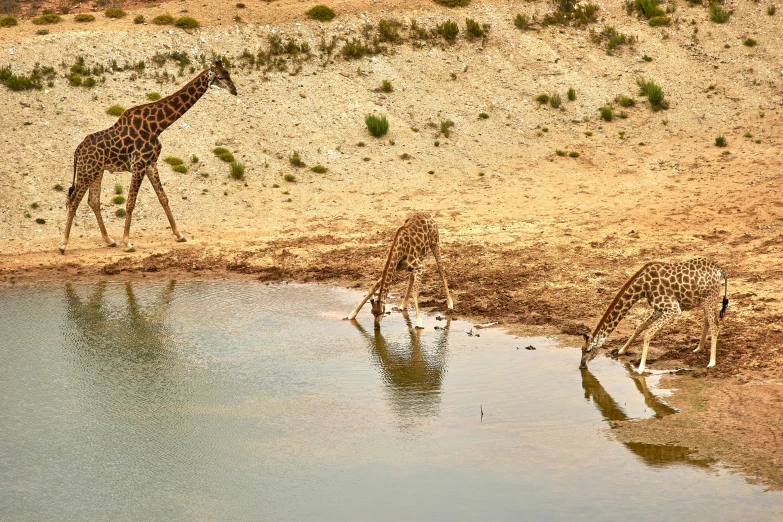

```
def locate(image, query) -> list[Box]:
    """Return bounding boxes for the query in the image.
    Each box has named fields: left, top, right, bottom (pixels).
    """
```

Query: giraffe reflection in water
left=350, top=312, right=450, bottom=423
left=580, top=367, right=713, bottom=468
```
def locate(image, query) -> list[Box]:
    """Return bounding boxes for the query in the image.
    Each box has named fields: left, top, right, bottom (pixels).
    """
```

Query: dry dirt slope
left=0, top=0, right=782, bottom=489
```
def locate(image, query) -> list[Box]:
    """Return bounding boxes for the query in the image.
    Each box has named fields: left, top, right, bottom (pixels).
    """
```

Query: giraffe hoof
left=693, top=347, right=702, bottom=353
left=58, top=246, right=66, bottom=255
left=125, top=246, right=136, bottom=253
left=108, top=242, right=117, bottom=248
left=176, top=236, right=187, bottom=243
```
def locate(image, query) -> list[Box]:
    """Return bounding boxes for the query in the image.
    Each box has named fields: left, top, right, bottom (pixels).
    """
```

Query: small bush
left=569, top=151, right=580, bottom=158
left=378, top=19, right=401, bottom=43
left=715, top=136, right=727, bottom=147
left=440, top=119, right=455, bottom=137
left=341, top=39, right=371, bottom=60
left=105, top=8, right=126, bottom=18
left=68, top=74, right=82, bottom=87
left=710, top=3, right=730, bottom=23
left=174, top=16, right=199, bottom=28
left=381, top=79, right=393, bottom=92
left=113, top=195, right=126, bottom=204
left=31, top=202, right=39, bottom=209
left=152, top=14, right=174, bottom=25
left=229, top=162, right=245, bottom=179
left=83, top=77, right=96, bottom=88
left=164, top=156, right=184, bottom=166
left=74, top=13, right=94, bottom=22
left=106, top=105, right=125, bottom=116
left=212, top=147, right=230, bottom=155
left=567, top=87, right=576, bottom=101
left=637, top=77, right=669, bottom=110
left=535, top=93, right=549, bottom=104
left=767, top=5, right=776, bottom=15
left=617, top=95, right=635, bottom=107
left=550, top=93, right=562, bottom=108
left=642, top=54, right=653, bottom=62
left=437, top=20, right=459, bottom=42
left=306, top=5, right=335, bottom=21
left=32, top=13, right=61, bottom=24
left=0, top=16, right=18, bottom=27
left=35, top=218, right=46, bottom=224
left=514, top=13, right=530, bottom=29
left=147, top=92, right=161, bottom=101
left=311, top=165, right=327, bottom=173
left=114, top=183, right=123, bottom=195
left=555, top=150, right=567, bottom=156
left=289, top=151, right=304, bottom=167
left=433, top=0, right=470, bottom=6
left=115, top=208, right=126, bottom=218
left=743, top=38, right=757, bottom=47
left=743, top=132, right=752, bottom=138
left=172, top=165, right=187, bottom=173
left=54, top=184, right=64, bottom=191
left=479, top=112, right=489, bottom=119
left=434, top=141, right=440, bottom=147
left=600, top=106, right=613, bottom=121
left=134, top=15, right=144, bottom=24
left=465, top=18, right=485, bottom=38
left=284, top=173, right=296, bottom=182
left=648, top=15, right=670, bottom=26
left=218, top=152, right=235, bottom=163
left=634, top=0, right=664, bottom=18
left=191, top=155, right=199, bottom=163
left=365, top=114, right=389, bottom=137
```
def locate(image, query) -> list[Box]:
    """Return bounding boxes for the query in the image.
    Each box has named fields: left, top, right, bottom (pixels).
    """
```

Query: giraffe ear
left=215, top=60, right=223, bottom=67
left=370, top=298, right=375, bottom=305
left=582, top=333, right=590, bottom=342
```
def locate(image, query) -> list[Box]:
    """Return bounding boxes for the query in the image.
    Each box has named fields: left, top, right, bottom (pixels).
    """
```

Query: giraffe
left=346, top=212, right=454, bottom=330
left=579, top=257, right=728, bottom=374
left=59, top=61, right=237, bottom=254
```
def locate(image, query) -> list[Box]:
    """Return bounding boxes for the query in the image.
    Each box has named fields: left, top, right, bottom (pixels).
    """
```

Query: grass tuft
left=714, top=136, right=727, bottom=147
left=636, top=77, right=669, bottom=110
left=106, top=105, right=125, bottom=116
left=767, top=5, right=775, bottom=15
left=0, top=16, right=18, bottom=27
left=54, top=184, right=64, bottom=191
left=289, top=151, right=304, bottom=167
left=152, top=14, right=174, bottom=25
left=617, top=95, right=635, bottom=107
left=381, top=79, right=393, bottom=92
left=284, top=173, right=296, bottom=182
left=74, top=14, right=95, bottom=22
left=134, top=15, right=145, bottom=24
left=437, top=20, right=459, bottom=42
left=104, top=8, right=126, bottom=18
left=440, top=119, right=455, bottom=138
left=172, top=165, right=188, bottom=173
left=174, top=16, right=199, bottom=28
left=599, top=106, right=613, bottom=121
left=115, top=208, right=126, bottom=218
left=311, top=165, right=328, bottom=173
left=569, top=151, right=580, bottom=158
left=147, top=92, right=161, bottom=101
left=465, top=18, right=486, bottom=39
left=113, top=195, right=126, bottom=204
left=479, top=112, right=489, bottom=119
left=365, top=114, right=389, bottom=137
left=550, top=92, right=562, bottom=108
left=743, top=38, right=757, bottom=47
left=567, top=87, right=576, bottom=101
left=114, top=184, right=123, bottom=195
left=514, top=13, right=530, bottom=29
left=710, top=3, right=730, bottom=23
left=433, top=0, right=470, bottom=6
left=229, top=161, right=245, bottom=180
left=164, top=156, right=184, bottom=166
left=212, top=147, right=230, bottom=155
left=36, top=218, right=46, bottom=225
left=535, top=93, right=550, bottom=104
left=32, top=13, right=61, bottom=24
left=306, top=5, right=336, bottom=21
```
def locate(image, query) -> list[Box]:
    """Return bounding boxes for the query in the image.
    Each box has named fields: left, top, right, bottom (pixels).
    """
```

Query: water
left=0, top=281, right=780, bottom=521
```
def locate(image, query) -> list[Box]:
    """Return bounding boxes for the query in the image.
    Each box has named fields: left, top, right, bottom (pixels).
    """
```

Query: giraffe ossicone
left=579, top=257, right=728, bottom=374
left=59, top=61, right=237, bottom=254
left=346, top=212, right=454, bottom=330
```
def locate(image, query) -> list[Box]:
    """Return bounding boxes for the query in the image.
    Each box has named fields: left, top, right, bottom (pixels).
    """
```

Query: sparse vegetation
left=113, top=195, right=126, bottom=204
left=465, top=18, right=486, bottom=39
left=31, top=202, right=39, bottom=209
left=437, top=20, right=459, bottom=42
left=433, top=0, right=470, bottom=6
left=0, top=16, right=18, bottom=27
left=54, top=184, right=64, bottom=191
left=104, top=8, right=126, bottom=18
left=114, top=183, right=123, bottom=195
left=174, top=16, right=199, bottom=29
left=106, top=104, right=125, bottom=116
left=213, top=147, right=230, bottom=155
left=715, top=136, right=727, bottom=147
left=642, top=54, right=653, bottom=62
left=311, top=165, right=328, bottom=173
left=32, top=13, right=61, bottom=24
left=767, top=5, right=776, bottom=15
left=115, top=208, right=126, bottom=218
left=306, top=4, right=336, bottom=21
left=743, top=132, right=753, bottom=138
left=191, top=155, right=199, bottom=163
left=164, top=156, right=184, bottom=166
left=0, top=65, right=56, bottom=91
left=36, top=218, right=46, bottom=224
left=535, top=93, right=550, bottom=104
left=172, top=165, right=188, bottom=173
left=569, top=151, right=580, bottom=158
left=147, top=92, right=161, bottom=101
left=378, top=19, right=401, bottom=43
left=365, top=114, right=389, bottom=137
left=514, top=13, right=531, bottom=30
left=479, top=112, right=489, bottom=119
left=543, top=0, right=599, bottom=26
left=74, top=13, right=94, bottom=22
left=556, top=149, right=567, bottom=156
left=152, top=14, right=174, bottom=25
left=600, top=106, right=614, bottom=121
left=743, top=38, right=757, bottom=47
left=550, top=93, right=562, bottom=108
left=637, top=77, right=669, bottom=110
left=134, top=15, right=144, bottom=24
left=381, top=79, right=393, bottom=92
left=633, top=0, right=665, bottom=19
left=567, top=87, right=576, bottom=101
left=289, top=151, right=304, bottom=167
left=229, top=162, right=245, bottom=180
left=284, top=173, right=296, bottom=182
left=617, top=95, right=635, bottom=107
left=217, top=151, right=234, bottom=163
left=710, top=3, right=730, bottom=23
left=648, top=15, right=670, bottom=26
left=440, top=119, right=455, bottom=137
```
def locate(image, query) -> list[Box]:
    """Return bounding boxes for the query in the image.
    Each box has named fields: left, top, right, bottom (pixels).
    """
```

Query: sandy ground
left=1, top=0, right=782, bottom=488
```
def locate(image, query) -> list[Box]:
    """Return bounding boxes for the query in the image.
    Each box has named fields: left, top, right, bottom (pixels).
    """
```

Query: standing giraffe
left=59, top=61, right=237, bottom=254
left=580, top=257, right=728, bottom=373
left=346, top=212, right=454, bottom=330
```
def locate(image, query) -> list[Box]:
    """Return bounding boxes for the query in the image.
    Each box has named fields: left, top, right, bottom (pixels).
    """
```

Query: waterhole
left=0, top=282, right=780, bottom=520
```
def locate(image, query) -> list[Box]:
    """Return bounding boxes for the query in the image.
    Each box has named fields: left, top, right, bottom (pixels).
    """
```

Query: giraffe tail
left=67, top=155, right=76, bottom=204
left=719, top=269, right=729, bottom=319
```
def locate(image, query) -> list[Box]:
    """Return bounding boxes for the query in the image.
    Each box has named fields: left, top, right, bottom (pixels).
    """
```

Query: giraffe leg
left=59, top=183, right=88, bottom=254
left=430, top=240, right=454, bottom=309
left=706, top=307, right=720, bottom=368
left=347, top=279, right=381, bottom=320
left=637, top=308, right=681, bottom=374
left=121, top=168, right=145, bottom=252
left=619, top=310, right=662, bottom=355
left=402, top=271, right=414, bottom=310
left=411, top=267, right=424, bottom=329
left=147, top=163, right=186, bottom=243
left=86, top=175, right=116, bottom=247
left=693, top=308, right=709, bottom=353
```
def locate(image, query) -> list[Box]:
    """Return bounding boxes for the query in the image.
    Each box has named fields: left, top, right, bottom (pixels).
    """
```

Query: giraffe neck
left=591, top=267, right=650, bottom=349
left=377, top=227, right=405, bottom=307
left=145, top=68, right=212, bottom=134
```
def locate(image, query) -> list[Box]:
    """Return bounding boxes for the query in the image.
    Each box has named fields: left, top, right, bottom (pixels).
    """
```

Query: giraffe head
left=370, top=298, right=385, bottom=330
left=579, top=333, right=601, bottom=368
left=209, top=60, right=237, bottom=96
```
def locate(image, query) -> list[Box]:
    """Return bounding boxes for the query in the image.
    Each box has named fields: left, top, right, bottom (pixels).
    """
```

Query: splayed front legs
left=637, top=309, right=681, bottom=374
left=346, top=279, right=381, bottom=320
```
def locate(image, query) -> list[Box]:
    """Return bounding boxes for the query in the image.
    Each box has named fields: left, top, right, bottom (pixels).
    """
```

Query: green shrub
left=229, top=161, right=245, bottom=179
left=212, top=147, right=230, bottom=155
left=381, top=79, right=393, bottom=92
left=35, top=218, right=46, bottom=225
left=465, top=18, right=485, bottom=38
left=555, top=149, right=567, bottom=156
left=114, top=183, right=123, bottom=195
left=289, top=151, right=304, bottom=167
left=569, top=151, right=580, bottom=158
left=191, top=155, right=199, bottom=163
left=710, top=3, right=730, bottom=23
left=174, top=16, right=199, bottom=28
left=147, top=92, right=161, bottom=101
left=74, top=14, right=94, bottom=22
left=113, top=195, right=126, bottom=204
left=440, top=119, right=455, bottom=137
left=70, top=73, right=85, bottom=86
left=311, top=165, right=327, bottom=173
left=479, top=112, right=489, bottom=119
left=648, top=15, right=670, bottom=26
left=32, top=13, right=61, bottom=24
left=237, top=2, right=246, bottom=7
left=106, top=105, right=125, bottom=116
left=0, top=66, right=54, bottom=91
left=284, top=173, right=296, bottom=182
left=83, top=77, right=96, bottom=88
left=134, top=15, right=145, bottom=24
left=105, top=8, right=126, bottom=18
left=637, top=77, right=669, bottom=110
left=172, top=165, right=188, bottom=173
left=54, top=184, right=64, bottom=191
left=634, top=0, right=664, bottom=18
left=164, top=156, right=184, bottom=166
left=306, top=5, right=335, bottom=21
left=617, top=95, right=635, bottom=107
left=437, top=20, right=459, bottom=41
left=714, top=136, right=727, bottom=147
left=218, top=152, right=235, bottom=163
left=365, top=114, right=389, bottom=137
left=433, top=0, right=470, bottom=6
left=567, top=87, right=576, bottom=101
left=599, top=106, right=613, bottom=121
left=743, top=38, right=757, bottom=47
left=535, top=93, right=549, bottom=104
left=434, top=140, right=440, bottom=147
left=31, top=202, right=39, bottom=209
left=550, top=93, right=562, bottom=108
left=0, top=16, right=18, bottom=27
left=642, top=54, right=653, bottom=62
left=152, top=14, right=174, bottom=25
left=768, top=5, right=776, bottom=15
left=514, top=13, right=530, bottom=29
left=341, top=39, right=371, bottom=60
left=378, top=19, right=401, bottom=42
left=115, top=208, right=126, bottom=218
